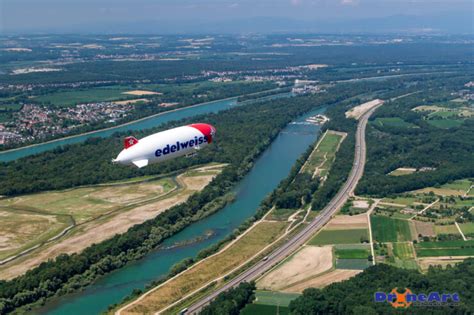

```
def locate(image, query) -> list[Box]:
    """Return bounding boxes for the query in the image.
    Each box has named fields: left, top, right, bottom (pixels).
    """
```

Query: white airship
left=113, top=123, right=216, bottom=168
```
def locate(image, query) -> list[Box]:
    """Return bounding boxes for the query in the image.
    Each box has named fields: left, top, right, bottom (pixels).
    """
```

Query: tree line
left=0, top=87, right=364, bottom=314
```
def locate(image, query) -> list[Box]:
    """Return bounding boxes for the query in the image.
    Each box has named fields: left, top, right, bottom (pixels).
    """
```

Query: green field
left=308, top=229, right=369, bottom=245
left=392, top=242, right=415, bottom=259
left=241, top=304, right=290, bottom=315
left=389, top=243, right=418, bottom=270
left=373, top=117, right=416, bottom=128
left=442, top=179, right=472, bottom=192
left=254, top=290, right=300, bottom=307
left=416, top=248, right=474, bottom=257
left=427, top=119, right=464, bottom=128
left=416, top=240, right=474, bottom=248
left=34, top=86, right=138, bottom=106
left=434, top=224, right=460, bottom=236
left=302, top=131, right=344, bottom=177
left=335, top=259, right=371, bottom=270
left=370, top=215, right=413, bottom=242
left=415, top=240, right=474, bottom=257
left=381, top=196, right=421, bottom=206
left=459, top=223, right=474, bottom=236
left=335, top=248, right=370, bottom=259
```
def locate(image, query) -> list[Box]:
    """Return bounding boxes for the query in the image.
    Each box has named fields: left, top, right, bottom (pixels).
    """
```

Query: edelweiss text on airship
left=113, top=123, right=216, bottom=168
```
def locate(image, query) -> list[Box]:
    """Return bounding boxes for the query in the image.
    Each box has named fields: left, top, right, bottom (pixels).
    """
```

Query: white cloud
left=341, top=0, right=357, bottom=5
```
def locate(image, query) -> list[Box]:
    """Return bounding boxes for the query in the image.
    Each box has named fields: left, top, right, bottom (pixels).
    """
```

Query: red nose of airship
left=189, top=123, right=216, bottom=143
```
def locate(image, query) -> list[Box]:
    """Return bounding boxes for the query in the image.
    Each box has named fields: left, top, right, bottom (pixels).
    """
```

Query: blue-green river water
left=36, top=106, right=326, bottom=314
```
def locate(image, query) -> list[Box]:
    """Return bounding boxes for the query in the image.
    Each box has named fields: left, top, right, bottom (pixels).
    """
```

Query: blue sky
left=1, top=0, right=473, bottom=34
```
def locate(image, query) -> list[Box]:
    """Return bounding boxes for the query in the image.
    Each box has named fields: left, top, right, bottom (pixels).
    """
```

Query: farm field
left=335, top=248, right=369, bottom=259
left=373, top=117, right=416, bottom=128
left=254, top=291, right=300, bottom=307
left=257, top=246, right=333, bottom=291
left=459, top=223, right=474, bottom=236
left=415, top=240, right=474, bottom=257
left=308, top=229, right=369, bottom=245
left=370, top=215, right=413, bottom=242
left=335, top=259, right=371, bottom=270
left=434, top=224, right=460, bottom=235
left=120, top=221, right=289, bottom=314
left=414, top=179, right=473, bottom=196
left=241, top=303, right=290, bottom=315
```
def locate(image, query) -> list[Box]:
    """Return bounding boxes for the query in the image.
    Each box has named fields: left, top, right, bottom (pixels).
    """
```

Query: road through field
left=183, top=102, right=383, bottom=314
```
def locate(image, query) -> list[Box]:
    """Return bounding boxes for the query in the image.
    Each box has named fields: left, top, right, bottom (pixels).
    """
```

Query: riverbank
left=0, top=89, right=291, bottom=162
left=32, top=107, right=326, bottom=315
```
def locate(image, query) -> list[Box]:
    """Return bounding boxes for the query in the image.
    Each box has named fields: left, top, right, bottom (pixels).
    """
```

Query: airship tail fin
left=132, top=159, right=148, bottom=168
left=124, top=136, right=139, bottom=149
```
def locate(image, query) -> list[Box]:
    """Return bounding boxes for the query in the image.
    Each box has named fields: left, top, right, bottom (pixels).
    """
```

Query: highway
left=185, top=103, right=382, bottom=314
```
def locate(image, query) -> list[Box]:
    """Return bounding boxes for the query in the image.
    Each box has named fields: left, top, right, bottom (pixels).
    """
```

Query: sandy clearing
left=112, top=98, right=150, bottom=105
left=345, top=99, right=384, bottom=120
left=353, top=200, right=369, bottom=209
left=122, top=90, right=162, bottom=96
left=257, top=246, right=333, bottom=291
left=181, top=175, right=215, bottom=191
left=414, top=221, right=436, bottom=237
left=89, top=182, right=165, bottom=203
left=0, top=173, right=216, bottom=280
left=282, top=269, right=362, bottom=292
left=325, top=213, right=368, bottom=230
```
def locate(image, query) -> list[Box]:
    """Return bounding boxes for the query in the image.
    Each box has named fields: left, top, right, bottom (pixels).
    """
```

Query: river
left=0, top=93, right=292, bottom=162
left=36, top=106, right=326, bottom=315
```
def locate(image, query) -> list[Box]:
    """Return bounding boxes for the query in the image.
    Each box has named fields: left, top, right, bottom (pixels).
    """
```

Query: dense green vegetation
left=288, top=259, right=474, bottom=314
left=357, top=81, right=474, bottom=196
left=0, top=87, right=362, bottom=314
left=200, top=282, right=256, bottom=315
left=202, top=260, right=474, bottom=314
left=370, top=216, right=413, bottom=242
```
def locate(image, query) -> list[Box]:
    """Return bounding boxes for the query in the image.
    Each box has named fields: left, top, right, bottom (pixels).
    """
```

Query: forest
left=288, top=259, right=474, bottom=314
left=201, top=260, right=474, bottom=314
left=356, top=83, right=474, bottom=196
left=0, top=86, right=363, bottom=314
left=200, top=282, right=256, bottom=315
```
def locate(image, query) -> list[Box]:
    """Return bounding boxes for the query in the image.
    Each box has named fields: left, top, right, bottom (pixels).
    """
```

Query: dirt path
left=367, top=199, right=379, bottom=266
left=410, top=199, right=439, bottom=220
left=455, top=222, right=467, bottom=241
left=0, top=169, right=219, bottom=280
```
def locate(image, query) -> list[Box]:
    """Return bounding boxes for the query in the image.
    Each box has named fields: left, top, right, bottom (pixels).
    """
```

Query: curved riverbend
left=36, top=106, right=326, bottom=315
